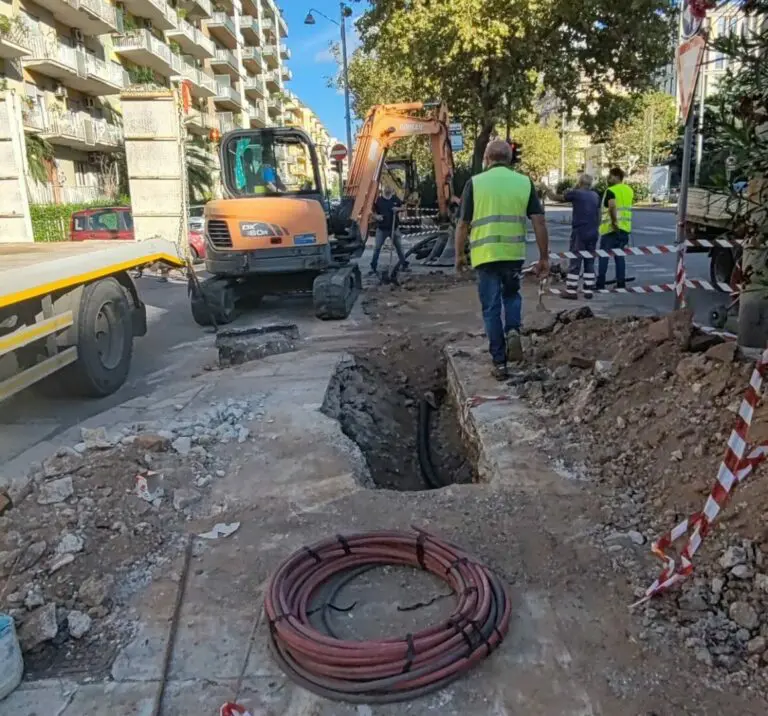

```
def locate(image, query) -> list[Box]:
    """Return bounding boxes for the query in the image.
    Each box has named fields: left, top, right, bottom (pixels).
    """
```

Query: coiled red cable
left=265, top=529, right=511, bottom=703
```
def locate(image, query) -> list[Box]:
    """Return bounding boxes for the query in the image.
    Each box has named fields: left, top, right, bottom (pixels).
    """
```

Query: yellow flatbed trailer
left=0, top=239, right=183, bottom=403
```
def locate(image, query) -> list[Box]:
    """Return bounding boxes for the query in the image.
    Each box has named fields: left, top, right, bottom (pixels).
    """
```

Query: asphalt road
left=1, top=209, right=730, bottom=462
left=536, top=205, right=726, bottom=324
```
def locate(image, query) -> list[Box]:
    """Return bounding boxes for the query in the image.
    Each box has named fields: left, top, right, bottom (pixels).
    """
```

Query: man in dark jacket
left=369, top=185, right=408, bottom=275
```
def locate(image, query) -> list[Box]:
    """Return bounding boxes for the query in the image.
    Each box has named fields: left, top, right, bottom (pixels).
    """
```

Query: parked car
left=189, top=204, right=205, bottom=234
left=70, top=206, right=205, bottom=260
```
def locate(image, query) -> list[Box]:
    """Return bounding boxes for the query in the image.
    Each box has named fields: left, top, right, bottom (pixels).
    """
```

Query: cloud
left=310, top=15, right=361, bottom=64
left=314, top=44, right=335, bottom=64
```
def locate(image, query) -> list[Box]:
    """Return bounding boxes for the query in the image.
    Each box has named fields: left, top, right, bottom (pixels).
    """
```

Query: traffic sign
left=677, top=34, right=706, bottom=123
left=448, top=122, right=464, bottom=152
left=330, top=143, right=347, bottom=162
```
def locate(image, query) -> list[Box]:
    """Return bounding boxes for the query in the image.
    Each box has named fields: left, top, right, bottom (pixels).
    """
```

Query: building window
left=75, top=161, right=88, bottom=186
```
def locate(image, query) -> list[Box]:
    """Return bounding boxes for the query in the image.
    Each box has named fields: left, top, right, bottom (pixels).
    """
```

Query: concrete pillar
left=0, top=93, right=34, bottom=243
left=120, top=89, right=187, bottom=249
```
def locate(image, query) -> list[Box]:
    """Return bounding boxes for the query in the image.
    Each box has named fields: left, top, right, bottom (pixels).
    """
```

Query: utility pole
left=339, top=2, right=353, bottom=154
left=559, top=111, right=567, bottom=180
left=647, top=104, right=655, bottom=170
left=694, top=44, right=708, bottom=186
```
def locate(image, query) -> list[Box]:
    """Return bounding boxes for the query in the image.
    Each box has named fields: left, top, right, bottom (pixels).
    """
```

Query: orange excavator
left=191, top=101, right=457, bottom=325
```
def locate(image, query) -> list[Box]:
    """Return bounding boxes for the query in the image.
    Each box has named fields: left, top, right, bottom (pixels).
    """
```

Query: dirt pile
left=0, top=398, right=261, bottom=678
left=516, top=308, right=768, bottom=684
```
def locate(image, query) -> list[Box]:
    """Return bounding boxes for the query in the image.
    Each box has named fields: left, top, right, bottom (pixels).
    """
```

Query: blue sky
left=278, top=1, right=363, bottom=144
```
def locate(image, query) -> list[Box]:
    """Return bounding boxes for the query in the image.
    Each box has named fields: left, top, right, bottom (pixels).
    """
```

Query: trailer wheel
left=710, top=249, right=735, bottom=290
left=67, top=277, right=134, bottom=397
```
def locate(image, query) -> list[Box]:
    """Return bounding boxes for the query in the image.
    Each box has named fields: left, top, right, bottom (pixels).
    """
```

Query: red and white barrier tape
left=635, top=347, right=768, bottom=606
left=549, top=279, right=735, bottom=296
left=395, top=207, right=440, bottom=216
left=675, top=243, right=688, bottom=309
left=695, top=324, right=737, bottom=341
left=549, top=239, right=740, bottom=261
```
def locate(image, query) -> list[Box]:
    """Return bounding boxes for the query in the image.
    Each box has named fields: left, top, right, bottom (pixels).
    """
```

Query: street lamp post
left=304, top=4, right=353, bottom=154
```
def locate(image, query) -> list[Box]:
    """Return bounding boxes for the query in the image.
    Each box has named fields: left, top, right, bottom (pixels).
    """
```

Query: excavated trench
left=322, top=339, right=475, bottom=491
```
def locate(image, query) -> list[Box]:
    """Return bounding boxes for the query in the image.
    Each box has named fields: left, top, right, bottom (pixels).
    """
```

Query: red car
left=70, top=206, right=206, bottom=260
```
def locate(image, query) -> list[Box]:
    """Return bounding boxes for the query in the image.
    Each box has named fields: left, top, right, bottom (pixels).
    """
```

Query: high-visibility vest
left=469, top=167, right=530, bottom=268
left=600, top=182, right=634, bottom=235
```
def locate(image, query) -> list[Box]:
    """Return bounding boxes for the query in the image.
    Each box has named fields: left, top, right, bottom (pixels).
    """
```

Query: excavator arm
left=344, top=102, right=457, bottom=238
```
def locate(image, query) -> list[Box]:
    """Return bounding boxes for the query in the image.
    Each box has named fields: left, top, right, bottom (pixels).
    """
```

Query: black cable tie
left=445, top=556, right=469, bottom=574
left=463, top=586, right=478, bottom=598
left=447, top=617, right=474, bottom=655
left=469, top=619, right=491, bottom=656
left=336, top=534, right=352, bottom=555
left=401, top=632, right=416, bottom=674
left=268, top=612, right=290, bottom=634
left=416, top=533, right=426, bottom=570
left=302, top=546, right=322, bottom=564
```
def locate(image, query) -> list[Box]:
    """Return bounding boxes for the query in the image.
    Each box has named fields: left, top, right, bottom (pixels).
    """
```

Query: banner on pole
left=676, top=34, right=706, bottom=124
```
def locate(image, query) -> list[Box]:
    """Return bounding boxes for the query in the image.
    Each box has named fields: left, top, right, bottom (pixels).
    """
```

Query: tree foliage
left=507, top=121, right=561, bottom=180
left=186, top=137, right=216, bottom=202
left=603, top=92, right=677, bottom=176
left=346, top=0, right=675, bottom=171
left=25, top=134, right=55, bottom=185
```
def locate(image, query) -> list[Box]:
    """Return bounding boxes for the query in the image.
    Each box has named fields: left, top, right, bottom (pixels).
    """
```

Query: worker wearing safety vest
left=455, top=140, right=550, bottom=381
left=596, top=166, right=634, bottom=290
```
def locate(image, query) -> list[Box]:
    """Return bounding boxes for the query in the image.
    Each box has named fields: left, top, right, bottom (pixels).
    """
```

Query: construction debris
left=517, top=308, right=768, bottom=685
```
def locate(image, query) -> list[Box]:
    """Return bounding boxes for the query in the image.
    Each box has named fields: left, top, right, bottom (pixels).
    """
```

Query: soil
left=322, top=333, right=475, bottom=491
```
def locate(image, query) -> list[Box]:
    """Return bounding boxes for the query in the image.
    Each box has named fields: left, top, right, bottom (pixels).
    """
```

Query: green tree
left=25, top=134, right=55, bottom=185
left=507, top=121, right=561, bottom=180
left=602, top=92, right=677, bottom=176
left=186, top=137, right=216, bottom=202
left=349, top=0, right=676, bottom=171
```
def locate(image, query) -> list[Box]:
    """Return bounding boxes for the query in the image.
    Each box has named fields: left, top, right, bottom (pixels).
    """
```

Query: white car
left=189, top=205, right=205, bottom=233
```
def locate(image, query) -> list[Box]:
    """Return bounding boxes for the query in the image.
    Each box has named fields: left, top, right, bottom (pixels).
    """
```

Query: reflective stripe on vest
left=600, top=183, right=634, bottom=235
left=469, top=167, right=530, bottom=268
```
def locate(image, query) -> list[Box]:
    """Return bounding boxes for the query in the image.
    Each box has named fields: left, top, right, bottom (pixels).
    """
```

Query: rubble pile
left=0, top=398, right=261, bottom=669
left=518, top=308, right=768, bottom=682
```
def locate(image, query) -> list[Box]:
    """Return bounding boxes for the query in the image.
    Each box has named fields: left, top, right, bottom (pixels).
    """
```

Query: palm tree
left=186, top=136, right=216, bottom=202
left=25, top=134, right=55, bottom=185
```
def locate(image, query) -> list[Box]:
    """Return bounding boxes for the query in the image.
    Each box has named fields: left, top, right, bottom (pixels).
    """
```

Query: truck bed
left=0, top=239, right=183, bottom=310
left=688, top=187, right=744, bottom=228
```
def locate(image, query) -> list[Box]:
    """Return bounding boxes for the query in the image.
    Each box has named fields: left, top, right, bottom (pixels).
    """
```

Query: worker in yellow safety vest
left=596, top=166, right=634, bottom=290
left=455, top=140, right=550, bottom=381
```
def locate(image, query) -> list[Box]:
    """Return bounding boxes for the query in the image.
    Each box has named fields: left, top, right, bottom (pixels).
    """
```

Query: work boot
left=505, top=329, right=524, bottom=363
left=616, top=281, right=626, bottom=290
left=491, top=363, right=508, bottom=381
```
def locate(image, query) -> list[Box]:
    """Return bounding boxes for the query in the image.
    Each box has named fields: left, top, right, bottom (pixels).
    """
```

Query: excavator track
left=191, top=276, right=239, bottom=327
left=312, top=264, right=362, bottom=320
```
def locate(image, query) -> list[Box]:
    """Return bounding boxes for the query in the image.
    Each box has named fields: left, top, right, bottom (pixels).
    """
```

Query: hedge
left=555, top=177, right=650, bottom=203
left=31, top=196, right=130, bottom=243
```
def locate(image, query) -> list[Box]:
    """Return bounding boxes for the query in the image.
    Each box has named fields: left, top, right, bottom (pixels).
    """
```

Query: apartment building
left=0, top=0, right=290, bottom=204
left=283, top=90, right=337, bottom=193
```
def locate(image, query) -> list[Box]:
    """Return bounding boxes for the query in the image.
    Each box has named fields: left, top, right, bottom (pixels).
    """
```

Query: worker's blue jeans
left=596, top=230, right=630, bottom=288
left=370, top=228, right=407, bottom=271
left=476, top=260, right=524, bottom=365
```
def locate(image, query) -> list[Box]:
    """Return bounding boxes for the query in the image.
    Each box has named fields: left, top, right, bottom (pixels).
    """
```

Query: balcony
left=281, top=67, right=292, bottom=82
left=247, top=102, right=266, bottom=127
left=0, top=19, right=31, bottom=59
left=243, top=76, right=264, bottom=99
left=209, top=47, right=239, bottom=80
left=267, top=97, right=281, bottom=117
left=277, top=11, right=288, bottom=38
left=261, top=17, right=275, bottom=40
left=262, top=43, right=278, bottom=69
left=241, top=47, right=262, bottom=72
left=31, top=0, right=119, bottom=35
left=181, top=62, right=216, bottom=98
left=121, top=0, right=177, bottom=31
left=179, top=0, right=212, bottom=19
left=265, top=69, right=280, bottom=91
left=166, top=18, right=214, bottom=59
left=185, top=107, right=215, bottom=135
left=213, top=79, right=243, bottom=110
left=216, top=111, right=237, bottom=134
left=279, top=43, right=290, bottom=60
left=239, top=15, right=260, bottom=45
left=114, top=30, right=174, bottom=77
left=205, top=12, right=238, bottom=49
left=21, top=107, right=122, bottom=151
left=24, top=36, right=125, bottom=94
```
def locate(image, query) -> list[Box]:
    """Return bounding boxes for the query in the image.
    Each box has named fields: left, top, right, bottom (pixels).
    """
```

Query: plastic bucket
left=0, top=614, right=23, bottom=700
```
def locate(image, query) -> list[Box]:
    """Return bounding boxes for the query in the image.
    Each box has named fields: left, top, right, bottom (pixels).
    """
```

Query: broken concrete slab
left=216, top=322, right=299, bottom=367
left=18, top=603, right=58, bottom=651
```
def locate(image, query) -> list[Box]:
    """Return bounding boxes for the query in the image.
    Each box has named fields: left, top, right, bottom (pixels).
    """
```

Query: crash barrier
left=547, top=238, right=743, bottom=300
left=633, top=346, right=768, bottom=606
left=393, top=207, right=446, bottom=240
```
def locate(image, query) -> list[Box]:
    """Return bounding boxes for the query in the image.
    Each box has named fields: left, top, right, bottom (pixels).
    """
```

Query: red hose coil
left=265, top=529, right=511, bottom=703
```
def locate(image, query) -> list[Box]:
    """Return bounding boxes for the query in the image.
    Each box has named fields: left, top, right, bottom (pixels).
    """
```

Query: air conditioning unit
left=73, top=28, right=84, bottom=43
left=54, top=85, right=68, bottom=99
left=85, top=97, right=96, bottom=108
left=87, top=152, right=100, bottom=165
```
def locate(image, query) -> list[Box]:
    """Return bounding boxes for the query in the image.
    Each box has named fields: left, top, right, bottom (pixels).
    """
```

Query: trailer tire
left=710, top=249, right=735, bottom=290
left=66, top=277, right=134, bottom=397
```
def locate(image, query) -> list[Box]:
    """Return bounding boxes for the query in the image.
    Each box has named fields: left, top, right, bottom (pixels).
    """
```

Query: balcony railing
left=216, top=111, right=236, bottom=133
left=243, top=77, right=264, bottom=96
left=215, top=82, right=243, bottom=107
left=213, top=47, right=238, bottom=70
left=208, top=12, right=236, bottom=37
left=279, top=43, right=290, bottom=59
left=27, top=183, right=105, bottom=205
left=84, top=52, right=126, bottom=87
left=113, top=29, right=172, bottom=69
left=167, top=18, right=214, bottom=57
left=241, top=47, right=262, bottom=67
left=21, top=107, right=121, bottom=147
left=281, top=68, right=292, bottom=81
left=261, top=18, right=274, bottom=34
left=77, top=0, right=119, bottom=30
left=247, top=102, right=266, bottom=124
